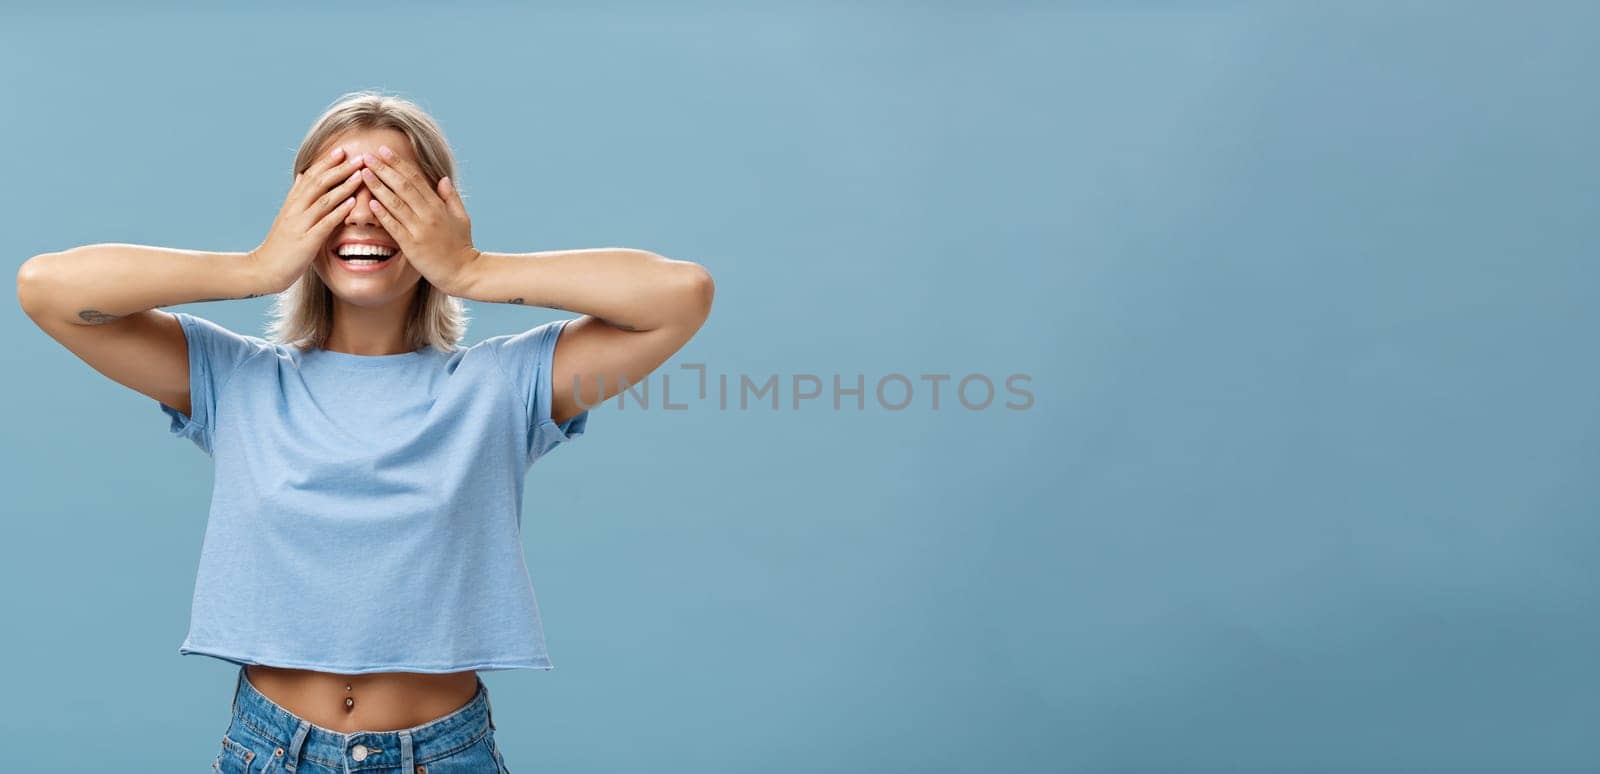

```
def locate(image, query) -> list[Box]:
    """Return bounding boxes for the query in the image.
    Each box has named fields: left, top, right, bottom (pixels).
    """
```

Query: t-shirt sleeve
left=156, top=311, right=261, bottom=456
left=485, top=317, right=589, bottom=465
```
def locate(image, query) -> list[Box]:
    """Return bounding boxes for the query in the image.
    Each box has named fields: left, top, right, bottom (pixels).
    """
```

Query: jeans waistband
left=229, top=666, right=496, bottom=770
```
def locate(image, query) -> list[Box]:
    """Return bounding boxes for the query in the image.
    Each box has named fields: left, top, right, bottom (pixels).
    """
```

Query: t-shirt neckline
left=305, top=346, right=433, bottom=369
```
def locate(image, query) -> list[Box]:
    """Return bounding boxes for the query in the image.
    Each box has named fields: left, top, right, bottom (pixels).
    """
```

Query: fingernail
left=379, top=146, right=395, bottom=160
left=329, top=146, right=344, bottom=160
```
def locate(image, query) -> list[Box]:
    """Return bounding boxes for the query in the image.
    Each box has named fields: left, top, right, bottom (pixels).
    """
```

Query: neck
left=324, top=289, right=419, bottom=355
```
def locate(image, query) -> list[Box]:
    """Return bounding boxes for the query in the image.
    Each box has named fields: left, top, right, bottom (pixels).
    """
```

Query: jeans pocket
left=214, top=733, right=258, bottom=774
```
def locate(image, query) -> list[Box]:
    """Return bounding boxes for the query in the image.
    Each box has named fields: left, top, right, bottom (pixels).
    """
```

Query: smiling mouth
left=331, top=247, right=400, bottom=265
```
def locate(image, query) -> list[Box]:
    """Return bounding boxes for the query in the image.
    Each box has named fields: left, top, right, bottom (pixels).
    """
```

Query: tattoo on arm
left=78, top=309, right=123, bottom=325
left=507, top=297, right=575, bottom=314
left=77, top=291, right=264, bottom=323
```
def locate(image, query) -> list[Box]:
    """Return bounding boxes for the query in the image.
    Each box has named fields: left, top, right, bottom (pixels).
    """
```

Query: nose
left=345, top=180, right=381, bottom=227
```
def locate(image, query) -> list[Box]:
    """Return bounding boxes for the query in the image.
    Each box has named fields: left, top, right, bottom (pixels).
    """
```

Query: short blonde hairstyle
left=266, top=89, right=471, bottom=353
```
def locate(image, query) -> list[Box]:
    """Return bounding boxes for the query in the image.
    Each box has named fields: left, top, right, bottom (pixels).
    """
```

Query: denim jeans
left=211, top=666, right=512, bottom=773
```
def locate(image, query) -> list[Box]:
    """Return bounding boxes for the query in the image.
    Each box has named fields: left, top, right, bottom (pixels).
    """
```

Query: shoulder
left=168, top=310, right=276, bottom=351
left=166, top=311, right=282, bottom=391
left=461, top=320, right=571, bottom=374
left=474, top=319, right=569, bottom=350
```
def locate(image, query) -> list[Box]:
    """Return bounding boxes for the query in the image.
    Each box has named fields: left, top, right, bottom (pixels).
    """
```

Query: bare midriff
left=244, top=664, right=480, bottom=733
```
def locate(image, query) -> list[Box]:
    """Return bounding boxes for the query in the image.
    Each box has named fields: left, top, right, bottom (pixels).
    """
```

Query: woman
left=16, top=91, right=713, bottom=772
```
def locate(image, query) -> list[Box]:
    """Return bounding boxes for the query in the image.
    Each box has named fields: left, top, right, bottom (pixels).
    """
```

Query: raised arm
left=19, top=244, right=271, bottom=327
left=453, top=248, right=715, bottom=425
left=15, top=144, right=367, bottom=415
left=15, top=245, right=271, bottom=417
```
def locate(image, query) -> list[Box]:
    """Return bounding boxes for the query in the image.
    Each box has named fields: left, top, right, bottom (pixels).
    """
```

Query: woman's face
left=312, top=127, right=426, bottom=307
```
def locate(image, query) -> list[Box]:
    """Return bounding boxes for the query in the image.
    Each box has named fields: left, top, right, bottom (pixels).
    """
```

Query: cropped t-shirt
left=155, top=310, right=588, bottom=674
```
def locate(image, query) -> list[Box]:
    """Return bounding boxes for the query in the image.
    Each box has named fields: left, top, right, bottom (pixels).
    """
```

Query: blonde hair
left=266, top=89, right=471, bottom=353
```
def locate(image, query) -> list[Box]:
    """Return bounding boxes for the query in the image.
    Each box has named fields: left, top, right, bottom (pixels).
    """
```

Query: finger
left=297, top=155, right=366, bottom=212
left=438, top=176, right=469, bottom=220
left=366, top=197, right=415, bottom=241
left=285, top=172, right=305, bottom=206
left=313, top=194, right=360, bottom=236
left=306, top=167, right=366, bottom=221
left=363, top=150, right=433, bottom=218
left=390, top=156, right=440, bottom=212
left=292, top=145, right=350, bottom=198
left=360, top=166, right=419, bottom=223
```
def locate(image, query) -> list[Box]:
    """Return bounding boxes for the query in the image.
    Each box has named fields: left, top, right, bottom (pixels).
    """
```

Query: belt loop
left=400, top=729, right=415, bottom=773
left=231, top=667, right=244, bottom=715
left=283, top=719, right=311, bottom=772
left=482, top=677, right=496, bottom=730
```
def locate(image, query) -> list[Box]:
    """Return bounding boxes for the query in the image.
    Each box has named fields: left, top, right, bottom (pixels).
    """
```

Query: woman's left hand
left=359, top=145, right=481, bottom=295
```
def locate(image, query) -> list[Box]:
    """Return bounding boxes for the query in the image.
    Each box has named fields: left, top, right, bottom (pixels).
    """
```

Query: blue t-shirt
left=156, top=310, right=588, bottom=673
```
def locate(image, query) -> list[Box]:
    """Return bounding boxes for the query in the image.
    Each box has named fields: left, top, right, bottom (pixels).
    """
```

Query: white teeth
left=337, top=244, right=397, bottom=257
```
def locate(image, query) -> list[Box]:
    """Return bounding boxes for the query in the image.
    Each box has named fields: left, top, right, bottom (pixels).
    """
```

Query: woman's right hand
left=249, top=146, right=368, bottom=293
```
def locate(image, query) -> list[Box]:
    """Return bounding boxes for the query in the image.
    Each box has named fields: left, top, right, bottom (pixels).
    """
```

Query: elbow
left=16, top=252, right=57, bottom=320
left=676, top=261, right=714, bottom=325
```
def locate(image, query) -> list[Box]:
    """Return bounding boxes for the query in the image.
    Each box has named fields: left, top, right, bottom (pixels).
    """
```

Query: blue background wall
left=3, top=2, right=1597, bottom=771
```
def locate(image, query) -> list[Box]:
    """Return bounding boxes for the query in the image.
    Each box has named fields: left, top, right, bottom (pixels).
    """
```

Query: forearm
left=455, top=247, right=712, bottom=332
left=17, top=243, right=270, bottom=325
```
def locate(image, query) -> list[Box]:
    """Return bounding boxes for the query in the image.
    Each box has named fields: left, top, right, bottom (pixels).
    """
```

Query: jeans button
left=351, top=743, right=369, bottom=762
